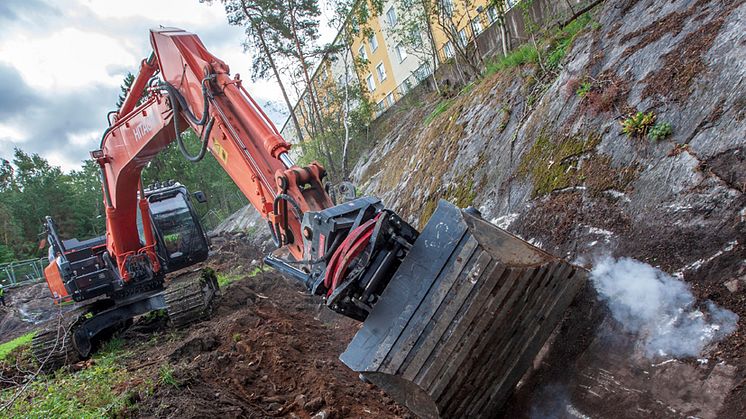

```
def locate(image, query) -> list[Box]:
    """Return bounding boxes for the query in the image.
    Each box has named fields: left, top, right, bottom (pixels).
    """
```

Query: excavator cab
left=143, top=181, right=210, bottom=274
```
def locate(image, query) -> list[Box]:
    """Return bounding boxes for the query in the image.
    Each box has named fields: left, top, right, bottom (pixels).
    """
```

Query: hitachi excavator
left=34, top=28, right=586, bottom=418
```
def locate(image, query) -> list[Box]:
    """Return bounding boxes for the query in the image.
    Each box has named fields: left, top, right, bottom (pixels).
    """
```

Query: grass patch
left=0, top=331, right=35, bottom=361
left=158, top=365, right=180, bottom=388
left=485, top=44, right=539, bottom=76
left=424, top=99, right=453, bottom=125
left=1, top=338, right=141, bottom=417
left=484, top=12, right=595, bottom=77
left=216, top=265, right=271, bottom=288
left=546, top=13, right=594, bottom=69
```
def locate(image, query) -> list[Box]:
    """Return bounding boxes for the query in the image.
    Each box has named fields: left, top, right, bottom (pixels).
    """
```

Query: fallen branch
left=559, top=0, right=606, bottom=29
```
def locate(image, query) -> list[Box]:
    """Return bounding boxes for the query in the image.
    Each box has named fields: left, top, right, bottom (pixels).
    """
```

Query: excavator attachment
left=341, top=200, right=586, bottom=418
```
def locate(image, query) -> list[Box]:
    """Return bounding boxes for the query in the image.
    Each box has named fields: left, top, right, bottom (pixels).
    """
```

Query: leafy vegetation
left=484, top=44, right=540, bottom=76
left=649, top=122, right=673, bottom=142
left=424, top=99, right=454, bottom=125
left=546, top=13, right=594, bottom=69
left=485, top=12, right=595, bottom=78
left=0, top=331, right=35, bottom=360
left=620, top=111, right=657, bottom=139
left=158, top=365, right=180, bottom=388
left=576, top=81, right=592, bottom=97
left=217, top=272, right=242, bottom=288
left=1, top=338, right=141, bottom=417
left=216, top=265, right=271, bottom=288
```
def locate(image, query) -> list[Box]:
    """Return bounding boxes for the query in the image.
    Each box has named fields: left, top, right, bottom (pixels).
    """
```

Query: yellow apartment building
left=281, top=0, right=525, bottom=140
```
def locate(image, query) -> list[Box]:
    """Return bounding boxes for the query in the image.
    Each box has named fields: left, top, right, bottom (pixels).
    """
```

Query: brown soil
left=118, top=238, right=410, bottom=418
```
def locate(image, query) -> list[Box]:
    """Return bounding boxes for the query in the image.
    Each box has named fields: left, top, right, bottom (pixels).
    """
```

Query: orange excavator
left=34, top=28, right=586, bottom=417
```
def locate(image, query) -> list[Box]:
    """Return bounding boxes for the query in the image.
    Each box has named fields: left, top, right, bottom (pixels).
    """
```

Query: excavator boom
left=39, top=28, right=586, bottom=417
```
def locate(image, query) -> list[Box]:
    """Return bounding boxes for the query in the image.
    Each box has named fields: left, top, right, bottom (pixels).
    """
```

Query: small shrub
left=576, top=81, right=592, bottom=97
left=232, top=333, right=242, bottom=342
left=648, top=122, right=673, bottom=142
left=620, top=111, right=656, bottom=139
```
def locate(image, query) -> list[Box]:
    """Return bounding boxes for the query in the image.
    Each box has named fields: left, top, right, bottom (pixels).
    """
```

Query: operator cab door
left=146, top=185, right=209, bottom=273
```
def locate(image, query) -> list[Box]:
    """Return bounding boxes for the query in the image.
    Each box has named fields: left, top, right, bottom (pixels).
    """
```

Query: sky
left=0, top=0, right=335, bottom=172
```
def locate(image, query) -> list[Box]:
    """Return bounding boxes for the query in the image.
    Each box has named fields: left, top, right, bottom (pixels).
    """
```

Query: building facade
left=280, top=0, right=575, bottom=142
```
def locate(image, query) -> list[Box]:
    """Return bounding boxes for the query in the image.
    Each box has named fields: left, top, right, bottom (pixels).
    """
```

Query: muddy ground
left=119, top=238, right=410, bottom=418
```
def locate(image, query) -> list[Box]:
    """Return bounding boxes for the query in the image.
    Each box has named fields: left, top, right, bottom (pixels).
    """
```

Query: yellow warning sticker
left=213, top=140, right=229, bottom=164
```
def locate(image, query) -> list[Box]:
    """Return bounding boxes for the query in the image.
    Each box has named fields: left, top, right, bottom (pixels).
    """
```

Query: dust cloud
left=590, top=256, right=738, bottom=358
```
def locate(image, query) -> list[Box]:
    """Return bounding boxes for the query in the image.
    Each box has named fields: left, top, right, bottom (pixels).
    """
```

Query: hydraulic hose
left=172, top=98, right=213, bottom=162
left=163, top=78, right=214, bottom=162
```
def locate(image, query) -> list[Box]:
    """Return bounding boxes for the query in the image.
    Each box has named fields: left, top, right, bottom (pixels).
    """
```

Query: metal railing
left=0, top=257, right=48, bottom=288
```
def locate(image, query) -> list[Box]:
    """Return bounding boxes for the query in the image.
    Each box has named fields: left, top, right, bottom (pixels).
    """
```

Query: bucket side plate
left=340, top=200, right=586, bottom=418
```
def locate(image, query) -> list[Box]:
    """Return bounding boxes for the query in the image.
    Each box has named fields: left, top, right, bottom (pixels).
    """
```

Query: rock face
left=351, top=0, right=746, bottom=417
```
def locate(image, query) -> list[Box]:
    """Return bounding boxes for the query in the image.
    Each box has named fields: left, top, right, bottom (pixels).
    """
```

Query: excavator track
left=164, top=271, right=219, bottom=328
left=31, top=309, right=84, bottom=372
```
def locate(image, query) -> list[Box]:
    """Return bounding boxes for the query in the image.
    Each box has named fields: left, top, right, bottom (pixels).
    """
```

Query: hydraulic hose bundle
left=160, top=77, right=215, bottom=162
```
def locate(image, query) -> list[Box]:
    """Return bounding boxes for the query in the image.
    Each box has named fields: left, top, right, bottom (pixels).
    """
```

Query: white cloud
left=79, top=0, right=225, bottom=26
left=0, top=0, right=342, bottom=171
left=67, top=130, right=99, bottom=147
left=0, top=28, right=136, bottom=91
left=0, top=123, right=27, bottom=143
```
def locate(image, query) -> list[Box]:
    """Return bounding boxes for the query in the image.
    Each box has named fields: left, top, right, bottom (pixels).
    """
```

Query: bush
left=620, top=112, right=657, bottom=139
left=648, top=122, right=673, bottom=142
left=576, top=81, right=592, bottom=97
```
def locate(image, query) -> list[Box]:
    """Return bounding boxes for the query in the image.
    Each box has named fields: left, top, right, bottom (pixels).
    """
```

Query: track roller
left=165, top=270, right=219, bottom=328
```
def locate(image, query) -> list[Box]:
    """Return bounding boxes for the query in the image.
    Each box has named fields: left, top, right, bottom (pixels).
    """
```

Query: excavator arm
left=42, top=28, right=587, bottom=417
left=96, top=28, right=331, bottom=285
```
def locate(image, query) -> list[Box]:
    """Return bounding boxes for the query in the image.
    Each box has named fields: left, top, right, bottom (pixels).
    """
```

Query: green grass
left=216, top=265, right=272, bottom=288
left=0, top=331, right=35, bottom=361
left=424, top=99, right=453, bottom=125
left=484, top=13, right=595, bottom=77
left=484, top=44, right=539, bottom=76
left=158, top=365, right=180, bottom=388
left=1, top=339, right=141, bottom=418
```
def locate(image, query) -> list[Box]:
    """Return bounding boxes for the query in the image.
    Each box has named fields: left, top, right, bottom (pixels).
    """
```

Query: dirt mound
left=126, top=239, right=409, bottom=418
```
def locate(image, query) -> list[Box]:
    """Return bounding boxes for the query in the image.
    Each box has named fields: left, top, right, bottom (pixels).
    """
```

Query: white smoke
left=590, top=256, right=739, bottom=358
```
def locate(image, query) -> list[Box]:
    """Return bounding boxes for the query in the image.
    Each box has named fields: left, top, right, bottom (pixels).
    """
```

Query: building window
left=386, top=6, right=398, bottom=26
left=386, top=92, right=395, bottom=107
left=399, top=81, right=409, bottom=96
left=377, top=100, right=385, bottom=112
left=376, top=62, right=387, bottom=81
left=444, top=41, right=454, bottom=58
left=458, top=29, right=468, bottom=47
left=367, top=74, right=376, bottom=91
left=441, top=0, right=454, bottom=17
left=396, top=44, right=408, bottom=62
left=369, top=34, right=378, bottom=52
left=358, top=45, right=367, bottom=61
left=487, top=6, right=498, bottom=23
left=472, top=17, right=483, bottom=35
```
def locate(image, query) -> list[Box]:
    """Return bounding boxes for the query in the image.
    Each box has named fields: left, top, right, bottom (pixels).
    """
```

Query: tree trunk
left=341, top=39, right=352, bottom=179
left=423, top=1, right=442, bottom=95
left=240, top=1, right=304, bottom=142
left=288, top=1, right=326, bottom=135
